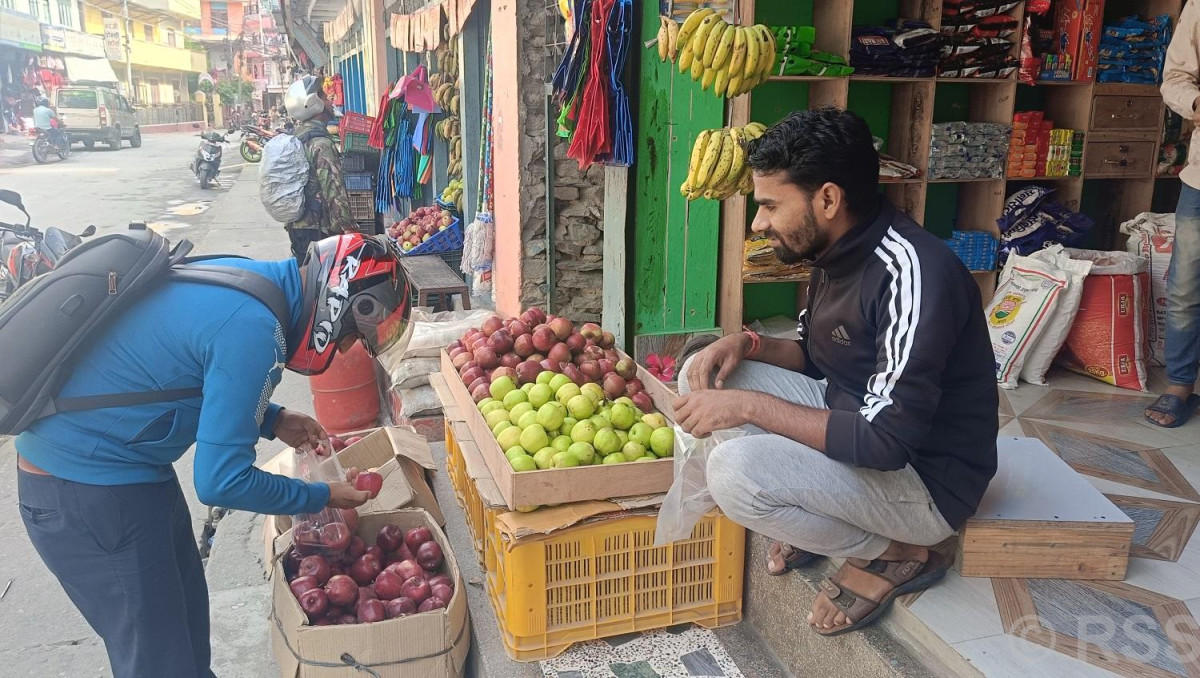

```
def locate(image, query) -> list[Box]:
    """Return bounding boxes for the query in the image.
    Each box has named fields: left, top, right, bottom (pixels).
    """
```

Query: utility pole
left=121, top=0, right=135, bottom=103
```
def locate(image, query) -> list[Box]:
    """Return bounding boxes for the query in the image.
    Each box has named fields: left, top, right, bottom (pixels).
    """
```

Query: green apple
left=522, top=383, right=534, bottom=394
left=633, top=455, right=657, bottom=462
left=485, top=408, right=511, bottom=430
left=632, top=407, right=645, bottom=420
left=496, top=425, right=522, bottom=452
left=549, top=374, right=573, bottom=393
left=616, top=430, right=629, bottom=447
left=551, top=451, right=580, bottom=468
left=602, top=452, right=628, bottom=465
left=489, top=376, right=517, bottom=401
left=508, top=402, right=534, bottom=425
left=642, top=412, right=668, bottom=429
left=536, top=370, right=556, bottom=385
left=536, top=401, right=567, bottom=431
left=509, top=454, right=537, bottom=472
left=516, top=410, right=540, bottom=430
left=622, top=441, right=648, bottom=460
left=570, top=419, right=598, bottom=444
left=589, top=414, right=610, bottom=431
left=628, top=422, right=653, bottom=447
left=555, top=383, right=583, bottom=406
left=650, top=426, right=675, bottom=457
left=567, top=441, right=595, bottom=465
left=562, top=416, right=578, bottom=434
left=567, top=394, right=595, bottom=419
left=519, top=424, right=549, bottom=453
left=477, top=397, right=497, bottom=411
left=505, top=446, right=529, bottom=461
left=528, top=383, right=554, bottom=408
left=609, top=403, right=636, bottom=430
left=515, top=504, right=540, bottom=512
left=593, top=428, right=621, bottom=455
left=502, top=388, right=529, bottom=409
left=533, top=446, right=558, bottom=469
left=581, top=382, right=606, bottom=405
left=551, top=435, right=572, bottom=453
left=614, top=396, right=635, bottom=408
left=481, top=400, right=506, bottom=416
left=492, top=420, right=514, bottom=437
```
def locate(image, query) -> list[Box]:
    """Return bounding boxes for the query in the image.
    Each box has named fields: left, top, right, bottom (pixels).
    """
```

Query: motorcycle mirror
left=0, top=189, right=24, bottom=211
left=80, top=225, right=96, bottom=237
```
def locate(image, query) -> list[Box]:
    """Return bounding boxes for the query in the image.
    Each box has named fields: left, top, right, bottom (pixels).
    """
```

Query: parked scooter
left=0, top=189, right=95, bottom=301
left=29, top=124, right=70, bottom=164
left=239, top=123, right=276, bottom=163
left=192, top=131, right=228, bottom=189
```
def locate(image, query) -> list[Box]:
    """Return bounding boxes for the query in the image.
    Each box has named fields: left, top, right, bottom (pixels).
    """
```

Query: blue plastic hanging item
left=601, top=0, right=632, bottom=166
left=553, top=0, right=592, bottom=101
left=568, top=0, right=615, bottom=169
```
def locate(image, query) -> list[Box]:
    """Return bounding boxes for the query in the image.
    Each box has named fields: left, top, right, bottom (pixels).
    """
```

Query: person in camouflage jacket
left=283, top=76, right=359, bottom=259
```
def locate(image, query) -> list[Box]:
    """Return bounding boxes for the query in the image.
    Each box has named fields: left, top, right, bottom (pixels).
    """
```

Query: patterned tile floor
left=540, top=626, right=744, bottom=678
left=903, top=367, right=1200, bottom=678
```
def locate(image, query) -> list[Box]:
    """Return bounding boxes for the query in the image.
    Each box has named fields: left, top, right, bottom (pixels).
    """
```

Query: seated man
left=675, top=108, right=998, bottom=637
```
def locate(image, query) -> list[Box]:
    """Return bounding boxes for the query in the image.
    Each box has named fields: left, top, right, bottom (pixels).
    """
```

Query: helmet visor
left=350, top=271, right=411, bottom=358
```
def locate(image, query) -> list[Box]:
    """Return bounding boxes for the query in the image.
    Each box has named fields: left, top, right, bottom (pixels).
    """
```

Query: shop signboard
left=103, top=17, right=123, bottom=61
left=42, top=25, right=107, bottom=58
left=0, top=7, right=44, bottom=52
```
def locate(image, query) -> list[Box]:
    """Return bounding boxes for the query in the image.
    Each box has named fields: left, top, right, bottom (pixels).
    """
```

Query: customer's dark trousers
left=18, top=469, right=215, bottom=678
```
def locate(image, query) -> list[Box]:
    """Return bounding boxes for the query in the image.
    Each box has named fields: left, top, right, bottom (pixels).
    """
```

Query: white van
left=56, top=85, right=141, bottom=150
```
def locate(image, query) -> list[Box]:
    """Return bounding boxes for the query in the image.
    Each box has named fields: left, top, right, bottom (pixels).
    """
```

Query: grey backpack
left=0, top=224, right=289, bottom=434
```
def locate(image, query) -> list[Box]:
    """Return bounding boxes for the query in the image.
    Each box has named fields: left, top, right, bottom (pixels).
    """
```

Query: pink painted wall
left=489, top=0, right=523, bottom=317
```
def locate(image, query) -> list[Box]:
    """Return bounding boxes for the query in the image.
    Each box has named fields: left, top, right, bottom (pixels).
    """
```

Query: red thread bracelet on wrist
left=742, top=327, right=761, bottom=358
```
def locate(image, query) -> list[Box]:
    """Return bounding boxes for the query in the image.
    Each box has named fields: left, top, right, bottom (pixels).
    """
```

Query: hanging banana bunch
left=680, top=122, right=768, bottom=201
left=434, top=40, right=464, bottom=180
left=655, top=10, right=777, bottom=99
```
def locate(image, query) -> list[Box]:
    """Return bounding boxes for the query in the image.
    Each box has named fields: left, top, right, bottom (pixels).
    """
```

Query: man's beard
left=768, top=203, right=826, bottom=264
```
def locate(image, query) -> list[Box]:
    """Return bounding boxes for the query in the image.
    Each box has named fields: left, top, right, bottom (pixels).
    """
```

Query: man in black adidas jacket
left=676, top=108, right=998, bottom=637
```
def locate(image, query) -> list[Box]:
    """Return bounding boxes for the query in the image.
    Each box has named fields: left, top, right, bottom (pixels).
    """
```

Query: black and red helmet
left=288, top=233, right=411, bottom=375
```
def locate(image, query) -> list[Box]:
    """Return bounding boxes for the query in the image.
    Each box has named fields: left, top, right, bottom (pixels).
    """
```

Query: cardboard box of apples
left=386, top=205, right=457, bottom=253
left=270, top=508, right=470, bottom=677
left=440, top=307, right=679, bottom=510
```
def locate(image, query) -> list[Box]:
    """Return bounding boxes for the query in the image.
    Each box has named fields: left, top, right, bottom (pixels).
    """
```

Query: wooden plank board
left=602, top=165, right=629, bottom=351
left=632, top=0, right=724, bottom=337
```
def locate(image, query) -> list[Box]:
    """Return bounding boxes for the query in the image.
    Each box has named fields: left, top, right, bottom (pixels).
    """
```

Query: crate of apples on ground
left=386, top=205, right=455, bottom=252
left=447, top=309, right=675, bottom=473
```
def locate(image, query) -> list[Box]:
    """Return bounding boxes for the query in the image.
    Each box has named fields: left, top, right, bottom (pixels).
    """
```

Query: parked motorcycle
left=192, top=131, right=228, bottom=189
left=30, top=125, right=70, bottom=164
left=239, top=123, right=276, bottom=163
left=0, top=189, right=95, bottom=301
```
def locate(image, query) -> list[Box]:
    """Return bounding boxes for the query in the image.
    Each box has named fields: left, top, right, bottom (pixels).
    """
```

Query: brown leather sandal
left=767, top=540, right=821, bottom=575
left=813, top=550, right=951, bottom=637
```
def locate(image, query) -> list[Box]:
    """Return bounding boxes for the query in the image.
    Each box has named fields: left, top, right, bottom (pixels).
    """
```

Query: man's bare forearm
left=750, top=336, right=808, bottom=372
left=741, top=391, right=829, bottom=451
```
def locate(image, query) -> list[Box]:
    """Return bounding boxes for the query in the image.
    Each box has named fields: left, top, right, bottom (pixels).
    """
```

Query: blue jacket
left=15, top=257, right=330, bottom=516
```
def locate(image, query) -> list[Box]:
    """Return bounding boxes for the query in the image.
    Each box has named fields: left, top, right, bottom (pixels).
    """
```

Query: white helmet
left=284, top=75, right=325, bottom=121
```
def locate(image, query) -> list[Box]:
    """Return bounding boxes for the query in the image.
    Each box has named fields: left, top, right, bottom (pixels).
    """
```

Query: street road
left=0, top=132, right=313, bottom=676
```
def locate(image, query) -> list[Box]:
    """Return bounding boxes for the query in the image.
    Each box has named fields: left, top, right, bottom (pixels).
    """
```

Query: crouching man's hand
left=673, top=390, right=754, bottom=438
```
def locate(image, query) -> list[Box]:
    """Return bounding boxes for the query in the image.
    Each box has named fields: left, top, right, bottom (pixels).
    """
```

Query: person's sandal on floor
left=809, top=550, right=951, bottom=636
left=767, top=540, right=821, bottom=575
left=1144, top=393, right=1200, bottom=429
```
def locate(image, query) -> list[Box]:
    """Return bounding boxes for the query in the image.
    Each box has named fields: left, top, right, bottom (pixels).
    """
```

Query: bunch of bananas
left=431, top=40, right=464, bottom=180
left=680, top=122, right=767, bottom=201
left=655, top=9, right=777, bottom=99
left=440, top=178, right=464, bottom=211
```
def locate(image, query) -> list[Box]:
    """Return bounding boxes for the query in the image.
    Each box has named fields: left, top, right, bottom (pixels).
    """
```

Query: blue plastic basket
left=344, top=173, right=373, bottom=191
left=945, top=230, right=999, bottom=271
left=401, top=218, right=464, bottom=256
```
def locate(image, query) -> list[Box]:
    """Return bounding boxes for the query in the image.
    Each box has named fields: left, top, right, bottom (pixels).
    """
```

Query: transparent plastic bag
left=654, top=427, right=747, bottom=546
left=289, top=441, right=351, bottom=558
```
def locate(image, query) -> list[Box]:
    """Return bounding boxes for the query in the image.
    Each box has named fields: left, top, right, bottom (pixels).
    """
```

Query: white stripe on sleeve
left=861, top=229, right=923, bottom=422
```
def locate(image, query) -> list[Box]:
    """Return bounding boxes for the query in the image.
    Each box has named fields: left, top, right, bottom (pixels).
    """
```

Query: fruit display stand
left=437, top=384, right=746, bottom=661
left=269, top=508, right=470, bottom=677
left=438, top=348, right=678, bottom=509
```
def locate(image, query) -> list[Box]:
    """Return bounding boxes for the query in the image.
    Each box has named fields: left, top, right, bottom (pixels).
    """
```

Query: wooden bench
left=957, top=437, right=1134, bottom=580
left=400, top=255, right=471, bottom=312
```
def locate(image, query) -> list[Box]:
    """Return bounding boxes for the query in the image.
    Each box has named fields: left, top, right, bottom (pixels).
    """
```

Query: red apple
left=603, top=373, right=627, bottom=400
left=451, top=351, right=471, bottom=370
left=400, top=576, right=431, bottom=604
left=377, top=525, right=404, bottom=552
left=471, top=384, right=491, bottom=403
left=548, top=317, right=574, bottom=341
left=580, top=322, right=602, bottom=341
left=600, top=331, right=616, bottom=349
left=354, top=471, right=383, bottom=498
left=481, top=315, right=503, bottom=337
left=631, top=392, right=654, bottom=412
left=474, top=347, right=498, bottom=370
left=347, top=535, right=367, bottom=560
left=531, top=326, right=556, bottom=353
left=427, top=574, right=454, bottom=591
left=547, top=343, right=572, bottom=365
left=565, top=332, right=587, bottom=355
left=349, top=554, right=382, bottom=586
left=489, top=329, right=514, bottom=354
left=516, top=360, right=541, bottom=385
left=539, top=358, right=561, bottom=373
left=299, top=588, right=329, bottom=619
left=500, top=352, right=522, bottom=368
left=418, top=597, right=447, bottom=612
left=290, top=575, right=321, bottom=599
left=579, top=361, right=603, bottom=382
left=626, top=378, right=645, bottom=396
left=357, top=598, right=386, bottom=623
left=325, top=574, right=359, bottom=607
left=320, top=523, right=351, bottom=552
left=431, top=583, right=454, bottom=603
left=385, top=597, right=417, bottom=618
left=598, top=358, right=615, bottom=374
left=491, top=366, right=518, bottom=383
left=374, top=571, right=405, bottom=600
left=404, top=526, right=434, bottom=552
left=562, top=363, right=586, bottom=386
left=615, top=358, right=637, bottom=380
left=513, top=334, right=536, bottom=358
left=509, top=319, right=530, bottom=337
left=415, top=541, right=444, bottom=571
left=358, top=586, right=378, bottom=602
left=386, top=558, right=424, bottom=582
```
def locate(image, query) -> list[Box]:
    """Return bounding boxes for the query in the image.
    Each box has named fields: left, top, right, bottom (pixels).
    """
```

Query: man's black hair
left=746, top=107, right=880, bottom=217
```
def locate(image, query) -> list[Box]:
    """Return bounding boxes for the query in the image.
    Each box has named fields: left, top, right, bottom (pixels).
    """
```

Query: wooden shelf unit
left=718, top=0, right=1185, bottom=334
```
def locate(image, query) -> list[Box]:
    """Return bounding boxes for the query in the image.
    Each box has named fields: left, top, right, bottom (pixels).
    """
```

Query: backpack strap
left=52, top=265, right=292, bottom=414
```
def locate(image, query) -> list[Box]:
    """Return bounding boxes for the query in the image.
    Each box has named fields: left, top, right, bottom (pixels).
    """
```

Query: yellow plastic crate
left=484, top=511, right=745, bottom=661
left=445, top=421, right=497, bottom=565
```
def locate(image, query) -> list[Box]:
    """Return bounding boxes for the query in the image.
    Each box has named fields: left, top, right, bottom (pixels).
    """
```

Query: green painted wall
left=631, top=1, right=726, bottom=336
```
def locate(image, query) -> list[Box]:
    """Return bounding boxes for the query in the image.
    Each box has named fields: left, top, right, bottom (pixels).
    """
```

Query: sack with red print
left=1121, top=213, right=1175, bottom=366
